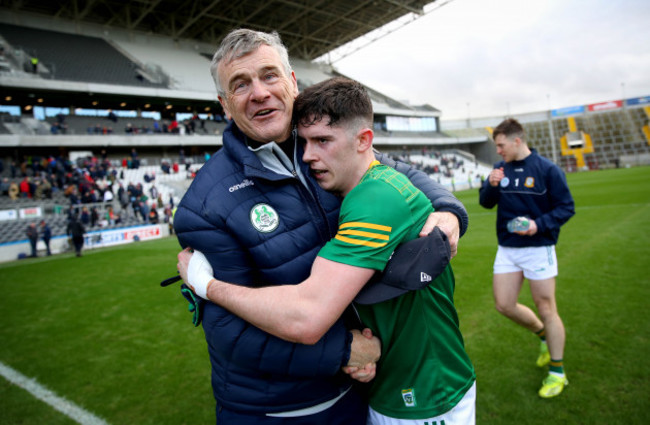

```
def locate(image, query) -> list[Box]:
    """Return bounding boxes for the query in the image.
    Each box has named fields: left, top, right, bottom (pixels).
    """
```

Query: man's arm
left=375, top=151, right=468, bottom=236
left=179, top=248, right=375, bottom=346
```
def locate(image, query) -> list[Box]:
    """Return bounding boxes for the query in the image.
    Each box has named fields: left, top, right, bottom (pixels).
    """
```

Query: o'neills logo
left=250, top=203, right=279, bottom=233
left=229, top=179, right=254, bottom=192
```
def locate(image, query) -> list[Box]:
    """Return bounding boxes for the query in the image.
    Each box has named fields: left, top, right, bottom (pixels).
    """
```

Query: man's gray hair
left=210, top=29, right=293, bottom=97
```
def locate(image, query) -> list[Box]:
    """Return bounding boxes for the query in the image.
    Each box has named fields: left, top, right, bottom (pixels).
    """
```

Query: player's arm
left=535, top=166, right=576, bottom=233
left=178, top=248, right=375, bottom=345
left=479, top=165, right=503, bottom=209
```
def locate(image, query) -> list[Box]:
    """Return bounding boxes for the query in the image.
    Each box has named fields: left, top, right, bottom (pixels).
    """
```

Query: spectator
left=8, top=181, right=19, bottom=200
left=67, top=216, right=85, bottom=257
left=19, top=177, right=31, bottom=198
left=40, top=220, right=52, bottom=256
left=0, top=177, right=9, bottom=196
left=25, top=222, right=38, bottom=257
left=80, top=206, right=90, bottom=225
left=90, top=207, right=99, bottom=227
left=148, top=207, right=159, bottom=224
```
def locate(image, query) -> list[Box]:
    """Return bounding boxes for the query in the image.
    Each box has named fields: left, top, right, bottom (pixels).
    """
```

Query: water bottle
left=507, top=216, right=530, bottom=233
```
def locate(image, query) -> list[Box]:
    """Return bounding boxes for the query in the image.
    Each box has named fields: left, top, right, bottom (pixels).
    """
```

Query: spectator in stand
left=19, top=177, right=31, bottom=198
left=0, top=177, right=9, bottom=196
left=106, top=205, right=116, bottom=225
left=103, top=185, right=114, bottom=203
left=91, top=207, right=99, bottom=227
left=8, top=181, right=19, bottom=200
left=40, top=220, right=52, bottom=256
left=148, top=207, right=159, bottom=224
left=107, top=110, right=118, bottom=123
left=26, top=222, right=38, bottom=257
left=139, top=200, right=150, bottom=223
left=169, top=119, right=179, bottom=134
left=80, top=206, right=90, bottom=225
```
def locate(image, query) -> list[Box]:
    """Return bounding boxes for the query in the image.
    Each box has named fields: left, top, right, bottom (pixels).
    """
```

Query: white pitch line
left=0, top=361, right=110, bottom=425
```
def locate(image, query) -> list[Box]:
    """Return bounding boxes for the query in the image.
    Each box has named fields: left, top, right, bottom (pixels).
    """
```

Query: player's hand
left=177, top=248, right=214, bottom=300
left=515, top=218, right=538, bottom=236
left=489, top=167, right=504, bottom=187
left=347, top=328, right=380, bottom=369
left=419, top=212, right=459, bottom=258
left=342, top=361, right=376, bottom=383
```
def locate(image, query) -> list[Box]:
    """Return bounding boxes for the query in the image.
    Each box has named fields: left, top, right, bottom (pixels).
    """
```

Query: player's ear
left=357, top=128, right=374, bottom=153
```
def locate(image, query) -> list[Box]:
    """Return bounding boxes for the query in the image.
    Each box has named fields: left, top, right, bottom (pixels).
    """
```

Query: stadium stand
left=0, top=7, right=648, bottom=262
left=0, top=23, right=169, bottom=88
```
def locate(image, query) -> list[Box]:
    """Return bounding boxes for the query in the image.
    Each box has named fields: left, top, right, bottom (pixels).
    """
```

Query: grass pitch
left=1, top=166, right=649, bottom=424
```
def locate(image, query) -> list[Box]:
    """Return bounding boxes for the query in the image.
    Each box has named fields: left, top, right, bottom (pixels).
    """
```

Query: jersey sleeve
left=318, top=179, right=415, bottom=271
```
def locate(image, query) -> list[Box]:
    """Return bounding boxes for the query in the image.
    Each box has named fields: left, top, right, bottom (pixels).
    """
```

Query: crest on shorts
left=250, top=203, right=279, bottom=233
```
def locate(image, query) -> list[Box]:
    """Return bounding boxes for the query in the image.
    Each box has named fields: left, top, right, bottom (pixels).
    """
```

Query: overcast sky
left=322, top=0, right=650, bottom=120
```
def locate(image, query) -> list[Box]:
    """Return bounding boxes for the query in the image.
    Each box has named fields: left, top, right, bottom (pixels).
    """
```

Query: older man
left=173, top=29, right=468, bottom=424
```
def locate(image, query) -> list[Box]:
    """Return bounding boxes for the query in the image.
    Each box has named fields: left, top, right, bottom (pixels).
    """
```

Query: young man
left=479, top=118, right=575, bottom=398
left=178, top=77, right=476, bottom=424
left=173, top=29, right=469, bottom=424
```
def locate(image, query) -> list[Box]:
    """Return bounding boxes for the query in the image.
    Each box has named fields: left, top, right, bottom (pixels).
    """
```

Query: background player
left=479, top=118, right=575, bottom=398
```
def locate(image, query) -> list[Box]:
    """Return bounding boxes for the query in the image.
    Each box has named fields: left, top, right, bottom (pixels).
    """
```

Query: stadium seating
left=0, top=22, right=168, bottom=87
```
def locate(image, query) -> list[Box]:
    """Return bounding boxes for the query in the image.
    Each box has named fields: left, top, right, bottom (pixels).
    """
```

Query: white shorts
left=494, top=245, right=558, bottom=280
left=367, top=381, right=476, bottom=425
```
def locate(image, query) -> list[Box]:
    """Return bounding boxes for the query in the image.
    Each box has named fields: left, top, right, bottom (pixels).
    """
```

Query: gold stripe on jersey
left=339, top=222, right=392, bottom=232
left=335, top=221, right=392, bottom=248
left=338, top=229, right=390, bottom=240
left=335, top=234, right=387, bottom=248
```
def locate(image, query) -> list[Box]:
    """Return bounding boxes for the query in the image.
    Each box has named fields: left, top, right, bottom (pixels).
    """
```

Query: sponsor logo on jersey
left=524, top=177, right=535, bottom=188
left=514, top=167, right=524, bottom=172
left=401, top=388, right=417, bottom=407
left=421, top=272, right=432, bottom=282
left=500, top=177, right=510, bottom=188
left=229, top=178, right=254, bottom=192
left=250, top=203, right=279, bottom=233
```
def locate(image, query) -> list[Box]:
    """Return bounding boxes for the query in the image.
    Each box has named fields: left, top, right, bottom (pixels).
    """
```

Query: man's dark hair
left=293, top=77, right=373, bottom=130
left=493, top=118, right=526, bottom=142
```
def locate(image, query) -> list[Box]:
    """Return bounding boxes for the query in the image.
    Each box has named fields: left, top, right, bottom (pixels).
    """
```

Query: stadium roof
left=1, top=0, right=438, bottom=61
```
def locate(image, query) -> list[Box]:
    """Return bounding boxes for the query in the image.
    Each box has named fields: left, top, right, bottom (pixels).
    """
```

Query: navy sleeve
left=479, top=165, right=501, bottom=209
left=536, top=165, right=575, bottom=233
left=375, top=151, right=469, bottom=237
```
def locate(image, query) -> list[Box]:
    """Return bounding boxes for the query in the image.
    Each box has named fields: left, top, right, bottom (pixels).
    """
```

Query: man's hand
left=419, top=211, right=460, bottom=258
left=489, top=167, right=504, bottom=187
left=177, top=247, right=214, bottom=300
left=344, top=328, right=380, bottom=382
left=515, top=219, right=538, bottom=236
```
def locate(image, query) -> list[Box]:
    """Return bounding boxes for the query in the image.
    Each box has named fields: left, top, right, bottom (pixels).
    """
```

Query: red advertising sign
left=588, top=100, right=622, bottom=112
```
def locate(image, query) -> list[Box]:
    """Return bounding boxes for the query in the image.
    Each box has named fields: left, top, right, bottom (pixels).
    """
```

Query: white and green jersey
left=318, top=162, right=475, bottom=419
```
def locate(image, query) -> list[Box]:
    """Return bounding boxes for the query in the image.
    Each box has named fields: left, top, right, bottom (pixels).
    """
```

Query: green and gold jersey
left=318, top=162, right=475, bottom=419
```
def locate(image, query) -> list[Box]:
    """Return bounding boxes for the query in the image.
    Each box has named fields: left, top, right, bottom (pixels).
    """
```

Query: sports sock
left=535, top=327, right=546, bottom=342
left=549, top=359, right=564, bottom=375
